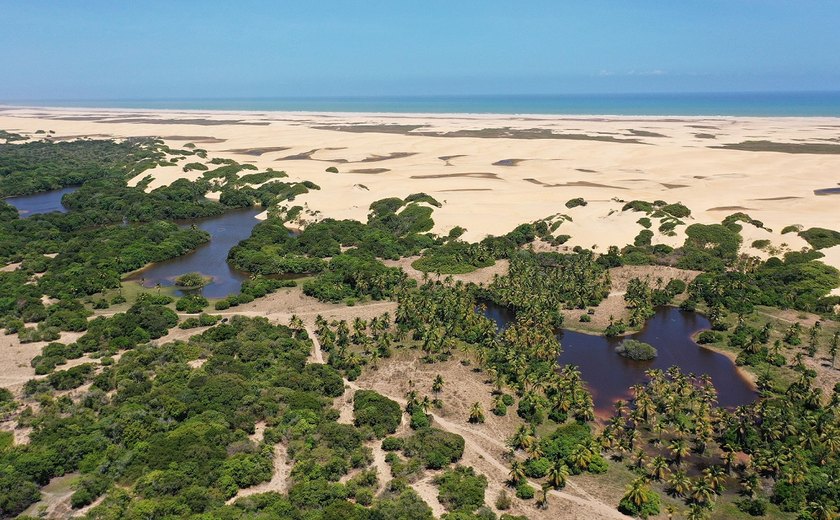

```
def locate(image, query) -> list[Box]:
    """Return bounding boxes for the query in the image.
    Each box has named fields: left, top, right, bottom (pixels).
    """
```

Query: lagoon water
left=4, top=187, right=78, bottom=218
left=126, top=208, right=261, bottom=298
left=483, top=303, right=756, bottom=414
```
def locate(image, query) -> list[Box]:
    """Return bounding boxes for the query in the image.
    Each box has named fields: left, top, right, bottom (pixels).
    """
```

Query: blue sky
left=1, top=0, right=839, bottom=99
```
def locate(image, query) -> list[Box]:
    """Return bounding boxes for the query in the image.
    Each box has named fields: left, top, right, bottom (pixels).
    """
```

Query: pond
left=482, top=303, right=756, bottom=415
left=125, top=208, right=262, bottom=298
left=4, top=187, right=78, bottom=217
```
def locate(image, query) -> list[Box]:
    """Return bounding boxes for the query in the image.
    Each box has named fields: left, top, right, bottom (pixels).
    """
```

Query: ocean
left=4, top=92, right=840, bottom=117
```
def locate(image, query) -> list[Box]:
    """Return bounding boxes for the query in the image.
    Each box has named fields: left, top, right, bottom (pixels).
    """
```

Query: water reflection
left=483, top=303, right=756, bottom=414
left=125, top=208, right=261, bottom=298
left=4, top=187, right=78, bottom=218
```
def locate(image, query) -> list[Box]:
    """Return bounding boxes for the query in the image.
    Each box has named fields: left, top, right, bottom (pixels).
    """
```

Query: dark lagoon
left=125, top=208, right=261, bottom=298
left=483, top=303, right=756, bottom=414
left=4, top=187, right=78, bottom=217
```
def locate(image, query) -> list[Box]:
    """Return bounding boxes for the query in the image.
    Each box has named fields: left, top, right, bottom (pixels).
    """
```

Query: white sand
left=2, top=106, right=839, bottom=271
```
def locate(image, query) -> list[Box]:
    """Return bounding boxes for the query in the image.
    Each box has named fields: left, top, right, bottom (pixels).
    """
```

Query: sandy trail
left=226, top=443, right=291, bottom=505
left=343, top=380, right=628, bottom=519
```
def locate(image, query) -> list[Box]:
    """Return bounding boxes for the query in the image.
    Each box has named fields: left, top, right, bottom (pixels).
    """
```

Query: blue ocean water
left=4, top=92, right=840, bottom=116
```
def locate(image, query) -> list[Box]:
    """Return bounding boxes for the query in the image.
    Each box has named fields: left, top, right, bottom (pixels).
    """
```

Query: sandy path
left=226, top=443, right=291, bottom=505
left=343, top=380, right=628, bottom=519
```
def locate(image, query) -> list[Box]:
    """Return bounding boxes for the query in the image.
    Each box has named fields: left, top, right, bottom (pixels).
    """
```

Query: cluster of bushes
left=677, top=223, right=742, bottom=271
left=214, top=277, right=296, bottom=310
left=4, top=315, right=461, bottom=518
left=565, top=197, right=587, bottom=209
left=176, top=294, right=209, bottom=313
left=175, top=272, right=210, bottom=288
left=178, top=313, right=222, bottom=329
left=798, top=227, right=840, bottom=250
left=353, top=390, right=402, bottom=438
left=615, top=339, right=658, bottom=360
left=434, top=465, right=488, bottom=514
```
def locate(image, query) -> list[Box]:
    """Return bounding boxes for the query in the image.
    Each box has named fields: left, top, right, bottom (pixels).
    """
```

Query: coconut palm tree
left=468, top=402, right=485, bottom=424
left=432, top=374, right=444, bottom=393
left=623, top=477, right=653, bottom=509
left=536, top=483, right=550, bottom=510
left=547, top=461, right=570, bottom=490
left=668, top=438, right=690, bottom=466
left=648, top=455, right=669, bottom=481
left=667, top=469, right=691, bottom=498
left=690, top=478, right=716, bottom=506
left=508, top=460, right=526, bottom=486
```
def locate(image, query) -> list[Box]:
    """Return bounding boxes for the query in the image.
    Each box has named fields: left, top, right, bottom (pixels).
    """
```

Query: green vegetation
left=174, top=272, right=210, bottom=288
left=781, top=224, right=802, bottom=234
left=3, top=315, right=478, bottom=518
left=175, top=294, right=209, bottom=313
left=0, top=137, right=163, bottom=196
left=182, top=161, right=208, bottom=172
left=799, top=227, right=840, bottom=250
left=353, top=389, right=402, bottom=438
left=435, top=465, right=488, bottom=513
left=678, top=223, right=742, bottom=271
left=565, top=197, right=587, bottom=209
left=615, top=339, right=658, bottom=360
left=486, top=249, right=609, bottom=327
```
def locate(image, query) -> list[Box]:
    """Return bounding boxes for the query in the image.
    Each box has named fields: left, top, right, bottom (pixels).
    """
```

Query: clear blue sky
left=2, top=0, right=839, bottom=100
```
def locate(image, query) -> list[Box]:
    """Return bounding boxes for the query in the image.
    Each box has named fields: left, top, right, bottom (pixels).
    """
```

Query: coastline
left=7, top=102, right=840, bottom=121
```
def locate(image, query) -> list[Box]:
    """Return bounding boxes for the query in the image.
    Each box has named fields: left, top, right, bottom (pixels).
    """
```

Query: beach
left=2, top=105, right=839, bottom=276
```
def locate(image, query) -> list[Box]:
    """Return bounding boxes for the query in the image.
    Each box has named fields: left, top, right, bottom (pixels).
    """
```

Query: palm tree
left=569, top=444, right=592, bottom=472
left=432, top=374, right=444, bottom=393
left=547, top=461, right=570, bottom=490
left=667, top=469, right=691, bottom=498
left=690, top=478, right=716, bottom=506
left=623, top=477, right=653, bottom=509
left=685, top=504, right=710, bottom=520
left=668, top=438, right=690, bottom=466
left=468, top=402, right=485, bottom=424
left=508, top=460, right=526, bottom=486
left=648, top=455, right=669, bottom=481
left=533, top=483, right=549, bottom=510
left=807, top=501, right=837, bottom=520
left=703, top=466, right=727, bottom=493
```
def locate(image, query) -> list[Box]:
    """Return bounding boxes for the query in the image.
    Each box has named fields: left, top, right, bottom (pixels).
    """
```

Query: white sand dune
left=2, top=107, right=839, bottom=270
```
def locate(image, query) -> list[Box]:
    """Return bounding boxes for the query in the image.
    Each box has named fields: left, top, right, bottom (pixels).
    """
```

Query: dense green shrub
left=175, top=294, right=209, bottom=313
left=661, top=202, right=691, bottom=218
left=402, top=428, right=465, bottom=469
left=696, top=330, right=722, bottom=344
left=175, top=272, right=209, bottom=288
left=798, top=227, right=840, bottom=250
left=434, top=465, right=487, bottom=513
left=515, top=483, right=534, bottom=499
left=615, top=339, right=657, bottom=360
left=353, top=390, right=401, bottom=438
left=565, top=197, right=587, bottom=209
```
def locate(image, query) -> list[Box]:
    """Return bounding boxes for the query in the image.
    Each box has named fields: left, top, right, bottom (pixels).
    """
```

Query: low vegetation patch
left=615, top=339, right=658, bottom=360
